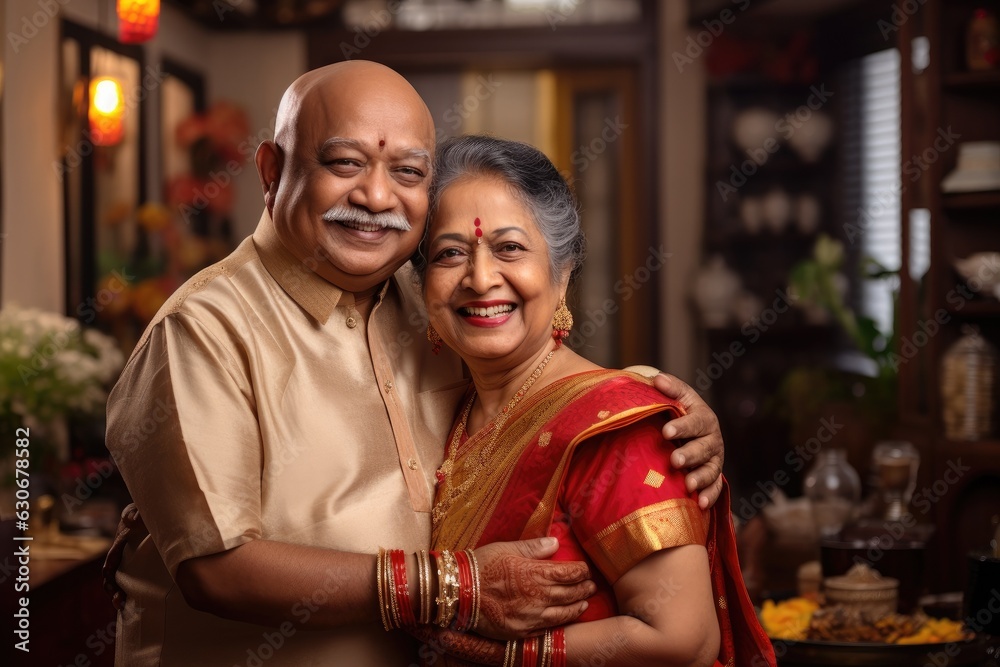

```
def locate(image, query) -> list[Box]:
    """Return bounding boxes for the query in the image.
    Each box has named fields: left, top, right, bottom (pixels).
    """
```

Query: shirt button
left=384, top=380, right=394, bottom=391
left=407, top=458, right=418, bottom=470
left=346, top=316, right=357, bottom=328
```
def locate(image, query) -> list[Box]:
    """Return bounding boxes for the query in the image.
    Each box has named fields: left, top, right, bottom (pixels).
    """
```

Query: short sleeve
left=106, top=312, right=262, bottom=577
left=559, top=415, right=709, bottom=584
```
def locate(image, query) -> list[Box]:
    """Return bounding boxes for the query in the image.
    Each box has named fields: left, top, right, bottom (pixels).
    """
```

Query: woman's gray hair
left=422, top=135, right=586, bottom=283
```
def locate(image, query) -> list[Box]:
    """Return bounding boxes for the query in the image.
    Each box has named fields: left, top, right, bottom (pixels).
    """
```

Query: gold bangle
left=386, top=548, right=402, bottom=630
left=465, top=548, right=481, bottom=631
left=417, top=550, right=432, bottom=625
left=503, top=639, right=520, bottom=667
left=376, top=548, right=391, bottom=632
left=541, top=629, right=553, bottom=667
left=435, top=549, right=460, bottom=627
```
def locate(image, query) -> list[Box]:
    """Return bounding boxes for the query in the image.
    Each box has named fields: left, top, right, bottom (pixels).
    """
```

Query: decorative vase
left=795, top=194, right=821, bottom=235
left=941, top=325, right=997, bottom=441
left=804, top=448, right=861, bottom=538
left=788, top=110, right=833, bottom=163
left=761, top=189, right=792, bottom=234
left=692, top=256, right=741, bottom=328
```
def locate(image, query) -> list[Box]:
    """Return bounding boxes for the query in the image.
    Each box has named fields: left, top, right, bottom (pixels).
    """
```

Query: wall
left=1, top=2, right=306, bottom=311
left=658, top=1, right=706, bottom=383
left=3, top=0, right=64, bottom=312
left=206, top=32, right=307, bottom=241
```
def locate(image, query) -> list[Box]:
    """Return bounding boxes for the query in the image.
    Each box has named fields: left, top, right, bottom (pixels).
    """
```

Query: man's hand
left=653, top=373, right=724, bottom=509
left=473, top=537, right=594, bottom=640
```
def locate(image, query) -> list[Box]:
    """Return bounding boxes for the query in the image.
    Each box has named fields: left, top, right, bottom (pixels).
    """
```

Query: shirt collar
left=252, top=209, right=393, bottom=325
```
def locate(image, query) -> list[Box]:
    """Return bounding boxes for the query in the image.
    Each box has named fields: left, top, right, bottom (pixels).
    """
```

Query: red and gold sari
left=430, top=370, right=775, bottom=667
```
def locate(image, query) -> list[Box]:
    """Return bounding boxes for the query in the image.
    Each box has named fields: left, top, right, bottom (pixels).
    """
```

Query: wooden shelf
left=947, top=300, right=1000, bottom=317
left=943, top=69, right=1000, bottom=90
left=941, top=438, right=1000, bottom=456
left=942, top=191, right=1000, bottom=210
left=706, top=226, right=819, bottom=247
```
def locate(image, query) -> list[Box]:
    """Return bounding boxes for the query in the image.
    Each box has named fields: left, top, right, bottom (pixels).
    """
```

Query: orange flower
left=136, top=202, right=172, bottom=232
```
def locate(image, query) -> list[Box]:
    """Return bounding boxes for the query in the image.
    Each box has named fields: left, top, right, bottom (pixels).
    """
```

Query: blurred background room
left=2, top=0, right=1000, bottom=664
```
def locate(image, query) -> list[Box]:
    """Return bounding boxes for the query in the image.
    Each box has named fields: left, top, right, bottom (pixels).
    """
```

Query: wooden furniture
left=897, top=0, right=1000, bottom=594
left=3, top=537, right=116, bottom=667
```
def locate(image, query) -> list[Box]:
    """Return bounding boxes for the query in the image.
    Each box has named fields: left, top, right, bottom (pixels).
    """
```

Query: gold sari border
left=582, top=498, right=709, bottom=584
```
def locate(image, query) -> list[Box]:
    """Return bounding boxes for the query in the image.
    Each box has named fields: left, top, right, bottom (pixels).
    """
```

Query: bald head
left=273, top=60, right=435, bottom=155
left=255, top=61, right=437, bottom=293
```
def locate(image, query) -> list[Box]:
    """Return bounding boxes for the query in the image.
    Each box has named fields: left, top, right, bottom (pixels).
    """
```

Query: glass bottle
left=804, top=448, right=861, bottom=538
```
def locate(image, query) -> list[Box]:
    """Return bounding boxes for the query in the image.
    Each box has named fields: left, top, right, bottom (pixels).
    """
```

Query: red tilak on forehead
left=378, top=139, right=385, bottom=148
left=474, top=217, right=483, bottom=244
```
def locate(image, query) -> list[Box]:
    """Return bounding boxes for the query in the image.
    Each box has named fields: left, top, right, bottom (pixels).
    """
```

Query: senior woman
left=418, top=135, right=775, bottom=667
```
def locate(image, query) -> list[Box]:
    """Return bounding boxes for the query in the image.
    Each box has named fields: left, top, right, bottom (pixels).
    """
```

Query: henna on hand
left=474, top=547, right=592, bottom=639
left=409, top=625, right=505, bottom=665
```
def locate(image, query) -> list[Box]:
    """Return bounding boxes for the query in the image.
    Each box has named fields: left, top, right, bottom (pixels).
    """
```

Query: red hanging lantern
left=89, top=77, right=125, bottom=146
left=117, top=0, right=160, bottom=44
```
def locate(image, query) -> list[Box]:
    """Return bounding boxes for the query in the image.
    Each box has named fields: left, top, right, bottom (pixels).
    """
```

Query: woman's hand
left=409, top=626, right=505, bottom=665
left=473, top=537, right=594, bottom=640
left=652, top=373, right=725, bottom=509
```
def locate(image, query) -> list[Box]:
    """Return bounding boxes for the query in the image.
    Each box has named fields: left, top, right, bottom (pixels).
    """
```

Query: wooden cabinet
left=898, top=0, right=1000, bottom=593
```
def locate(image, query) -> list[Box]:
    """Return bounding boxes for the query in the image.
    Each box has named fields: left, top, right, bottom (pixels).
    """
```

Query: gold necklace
left=432, top=348, right=557, bottom=526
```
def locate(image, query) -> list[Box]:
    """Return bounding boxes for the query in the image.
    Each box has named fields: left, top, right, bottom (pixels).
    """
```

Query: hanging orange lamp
left=117, top=0, right=160, bottom=44
left=89, top=77, right=126, bottom=146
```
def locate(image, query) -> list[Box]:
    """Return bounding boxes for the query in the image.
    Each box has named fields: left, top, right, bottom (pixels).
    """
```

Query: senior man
left=105, top=60, right=726, bottom=665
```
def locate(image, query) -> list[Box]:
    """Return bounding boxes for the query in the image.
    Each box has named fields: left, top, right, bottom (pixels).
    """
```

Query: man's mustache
left=322, top=206, right=412, bottom=232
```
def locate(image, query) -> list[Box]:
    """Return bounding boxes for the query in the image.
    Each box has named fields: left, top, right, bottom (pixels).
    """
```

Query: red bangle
left=552, top=627, right=566, bottom=667
left=522, top=635, right=539, bottom=667
left=390, top=550, right=416, bottom=628
left=454, top=550, right=473, bottom=631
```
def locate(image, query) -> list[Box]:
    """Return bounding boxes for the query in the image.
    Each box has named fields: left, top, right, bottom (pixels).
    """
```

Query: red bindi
left=378, top=139, right=386, bottom=148
left=474, top=217, right=483, bottom=242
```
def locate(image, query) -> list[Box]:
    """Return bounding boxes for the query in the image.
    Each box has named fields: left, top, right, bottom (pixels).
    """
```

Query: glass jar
left=804, top=448, right=861, bottom=538
left=941, top=326, right=997, bottom=441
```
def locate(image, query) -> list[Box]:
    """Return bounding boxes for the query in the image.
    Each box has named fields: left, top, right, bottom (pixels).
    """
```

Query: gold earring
left=427, top=324, right=443, bottom=355
left=552, top=297, right=573, bottom=346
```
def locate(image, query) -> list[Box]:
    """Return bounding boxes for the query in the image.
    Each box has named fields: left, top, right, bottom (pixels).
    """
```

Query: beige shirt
left=106, top=211, right=467, bottom=666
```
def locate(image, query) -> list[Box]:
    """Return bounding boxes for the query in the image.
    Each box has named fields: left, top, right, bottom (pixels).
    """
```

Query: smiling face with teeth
left=424, top=175, right=570, bottom=365
left=255, top=62, right=436, bottom=293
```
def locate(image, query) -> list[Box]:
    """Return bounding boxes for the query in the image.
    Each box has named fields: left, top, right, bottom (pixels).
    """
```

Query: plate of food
left=760, top=597, right=986, bottom=666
